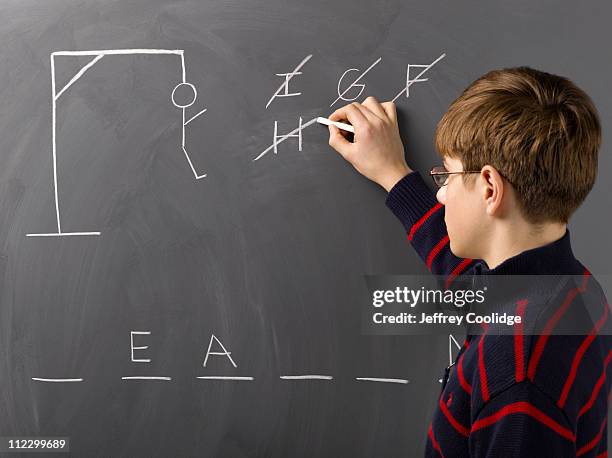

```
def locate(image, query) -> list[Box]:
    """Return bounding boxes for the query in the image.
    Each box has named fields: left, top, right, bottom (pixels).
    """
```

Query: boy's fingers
left=381, top=101, right=397, bottom=123
left=356, top=103, right=384, bottom=124
left=329, top=103, right=368, bottom=129
left=328, top=124, right=352, bottom=158
left=361, top=96, right=387, bottom=120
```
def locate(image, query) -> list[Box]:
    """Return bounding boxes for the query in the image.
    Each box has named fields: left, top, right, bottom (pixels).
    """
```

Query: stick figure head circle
left=171, top=82, right=197, bottom=108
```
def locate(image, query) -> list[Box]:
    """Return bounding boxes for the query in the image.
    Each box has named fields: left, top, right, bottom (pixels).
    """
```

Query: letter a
left=203, top=334, right=238, bottom=368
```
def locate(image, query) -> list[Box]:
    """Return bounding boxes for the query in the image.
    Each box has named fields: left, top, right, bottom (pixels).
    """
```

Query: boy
left=327, top=67, right=610, bottom=457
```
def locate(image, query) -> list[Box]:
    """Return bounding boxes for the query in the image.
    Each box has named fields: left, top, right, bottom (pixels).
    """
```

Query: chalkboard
left=1, top=1, right=611, bottom=456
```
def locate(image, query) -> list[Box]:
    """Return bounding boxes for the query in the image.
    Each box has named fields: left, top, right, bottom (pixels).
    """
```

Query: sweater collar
left=472, top=228, right=581, bottom=276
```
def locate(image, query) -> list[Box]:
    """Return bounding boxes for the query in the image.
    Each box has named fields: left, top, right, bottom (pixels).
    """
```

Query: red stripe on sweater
left=408, top=203, right=443, bottom=241
left=578, top=349, right=612, bottom=419
left=527, top=270, right=591, bottom=381
left=427, top=235, right=450, bottom=271
left=558, top=302, right=609, bottom=408
left=471, top=401, right=576, bottom=442
left=438, top=397, right=470, bottom=437
left=478, top=326, right=490, bottom=402
left=577, top=416, right=607, bottom=456
left=596, top=452, right=608, bottom=458
left=514, top=299, right=528, bottom=382
left=445, top=258, right=474, bottom=289
left=458, top=339, right=473, bottom=395
left=428, top=422, right=445, bottom=457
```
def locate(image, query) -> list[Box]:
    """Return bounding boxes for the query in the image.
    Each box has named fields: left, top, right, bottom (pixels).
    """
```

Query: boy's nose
left=436, top=186, right=446, bottom=204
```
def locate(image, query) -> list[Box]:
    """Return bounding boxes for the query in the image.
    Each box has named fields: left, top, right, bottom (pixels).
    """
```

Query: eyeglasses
left=429, top=166, right=481, bottom=188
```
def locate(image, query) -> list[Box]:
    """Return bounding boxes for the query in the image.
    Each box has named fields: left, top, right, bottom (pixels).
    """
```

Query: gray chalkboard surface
left=1, top=1, right=611, bottom=456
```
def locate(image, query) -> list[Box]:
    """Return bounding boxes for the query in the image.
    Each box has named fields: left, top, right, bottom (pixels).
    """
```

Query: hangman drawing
left=27, top=49, right=207, bottom=238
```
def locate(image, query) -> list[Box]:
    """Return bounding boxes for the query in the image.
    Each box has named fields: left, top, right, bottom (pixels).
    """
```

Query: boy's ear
left=481, top=165, right=505, bottom=216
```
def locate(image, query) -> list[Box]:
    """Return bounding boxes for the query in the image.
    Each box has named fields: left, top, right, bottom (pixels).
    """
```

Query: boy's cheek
left=444, top=205, right=458, bottom=243
left=446, top=199, right=477, bottom=258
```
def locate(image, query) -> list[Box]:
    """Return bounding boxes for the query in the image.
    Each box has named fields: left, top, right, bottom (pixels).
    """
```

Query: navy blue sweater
left=386, top=171, right=611, bottom=457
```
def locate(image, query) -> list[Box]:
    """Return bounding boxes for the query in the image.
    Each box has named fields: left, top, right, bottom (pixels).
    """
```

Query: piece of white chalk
left=316, top=117, right=355, bottom=133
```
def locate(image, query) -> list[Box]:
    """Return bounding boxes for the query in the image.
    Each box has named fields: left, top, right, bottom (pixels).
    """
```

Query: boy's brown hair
left=434, top=66, right=601, bottom=224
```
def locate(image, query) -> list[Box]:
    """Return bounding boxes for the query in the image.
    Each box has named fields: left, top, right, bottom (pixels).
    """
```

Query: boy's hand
left=327, top=97, right=413, bottom=192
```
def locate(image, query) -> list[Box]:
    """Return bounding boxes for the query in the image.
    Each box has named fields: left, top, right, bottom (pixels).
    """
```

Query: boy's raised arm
left=385, top=170, right=476, bottom=282
left=327, top=97, right=476, bottom=284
